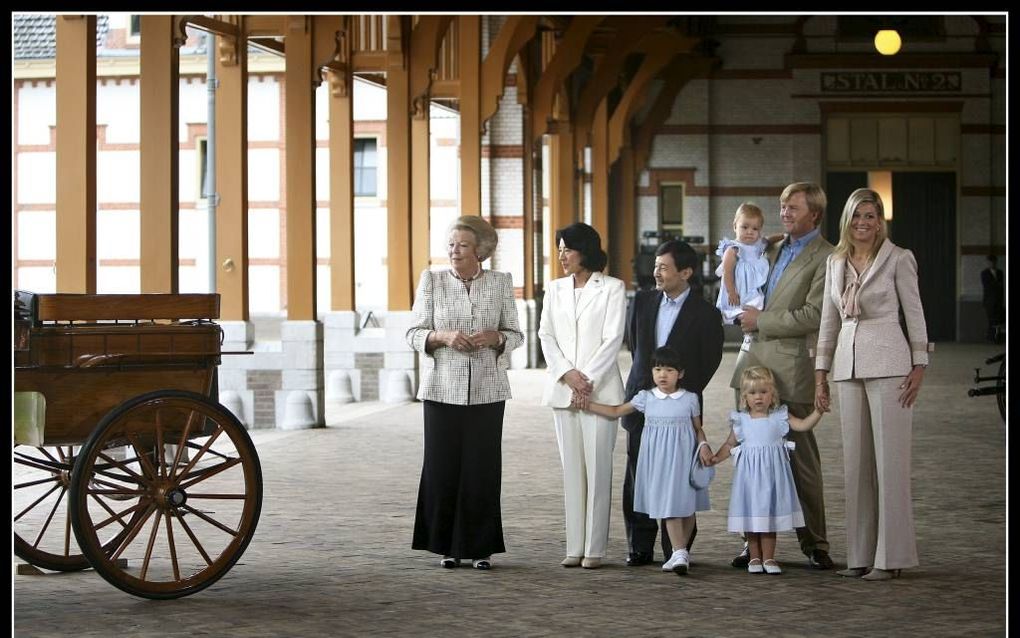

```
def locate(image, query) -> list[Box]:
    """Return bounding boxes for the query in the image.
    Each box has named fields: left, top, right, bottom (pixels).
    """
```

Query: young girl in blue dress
left=715, top=203, right=770, bottom=325
left=712, top=366, right=824, bottom=575
left=578, top=347, right=713, bottom=576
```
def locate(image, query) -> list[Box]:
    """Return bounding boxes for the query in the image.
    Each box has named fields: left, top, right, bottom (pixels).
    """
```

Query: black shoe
left=626, top=552, right=654, bottom=567
left=731, top=543, right=750, bottom=568
left=808, top=549, right=834, bottom=570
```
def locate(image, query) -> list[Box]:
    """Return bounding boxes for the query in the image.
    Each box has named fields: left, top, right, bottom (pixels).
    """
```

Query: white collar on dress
left=651, top=388, right=686, bottom=399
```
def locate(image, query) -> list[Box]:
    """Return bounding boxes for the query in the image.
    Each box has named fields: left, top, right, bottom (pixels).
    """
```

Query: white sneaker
left=661, top=549, right=683, bottom=572
left=668, top=549, right=690, bottom=575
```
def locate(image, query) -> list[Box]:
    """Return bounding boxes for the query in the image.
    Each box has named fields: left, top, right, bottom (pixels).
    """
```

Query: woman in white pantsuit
left=539, top=223, right=626, bottom=570
left=814, top=188, right=929, bottom=581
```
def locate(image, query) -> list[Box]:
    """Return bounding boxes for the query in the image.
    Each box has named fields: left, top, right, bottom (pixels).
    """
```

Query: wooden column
left=458, top=15, right=481, bottom=215
left=386, top=17, right=413, bottom=311
left=215, top=22, right=249, bottom=321
left=614, top=146, right=637, bottom=289
left=522, top=107, right=535, bottom=300
left=548, top=127, right=576, bottom=267
left=590, top=100, right=609, bottom=264
left=328, top=67, right=355, bottom=311
left=410, top=104, right=431, bottom=282
left=54, top=15, right=97, bottom=293
left=284, top=16, right=317, bottom=320
left=139, top=16, right=180, bottom=293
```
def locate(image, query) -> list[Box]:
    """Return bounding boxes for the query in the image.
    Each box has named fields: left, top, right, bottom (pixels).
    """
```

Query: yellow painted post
left=284, top=16, right=317, bottom=320
left=139, top=15, right=180, bottom=293
left=328, top=68, right=355, bottom=311
left=55, top=15, right=97, bottom=293
left=215, top=23, right=249, bottom=321
left=386, top=17, right=413, bottom=310
left=590, top=100, right=609, bottom=264
left=458, top=16, right=481, bottom=215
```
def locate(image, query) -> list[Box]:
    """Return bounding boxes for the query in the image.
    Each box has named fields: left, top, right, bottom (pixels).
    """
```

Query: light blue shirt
left=656, top=287, right=691, bottom=347
left=764, top=228, right=821, bottom=304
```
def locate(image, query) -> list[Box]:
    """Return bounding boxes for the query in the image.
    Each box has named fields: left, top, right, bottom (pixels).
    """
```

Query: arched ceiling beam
left=481, top=16, right=540, bottom=124
left=607, top=33, right=699, bottom=166
left=530, top=15, right=605, bottom=142
left=632, top=55, right=719, bottom=174
left=409, top=16, right=455, bottom=116
left=573, top=16, right=673, bottom=154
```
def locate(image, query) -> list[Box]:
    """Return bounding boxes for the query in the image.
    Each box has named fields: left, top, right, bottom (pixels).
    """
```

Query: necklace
left=451, top=264, right=483, bottom=282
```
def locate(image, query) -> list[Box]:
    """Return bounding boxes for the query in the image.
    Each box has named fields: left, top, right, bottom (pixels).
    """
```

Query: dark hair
left=654, top=239, right=699, bottom=275
left=556, top=222, right=608, bottom=272
left=650, top=346, right=685, bottom=372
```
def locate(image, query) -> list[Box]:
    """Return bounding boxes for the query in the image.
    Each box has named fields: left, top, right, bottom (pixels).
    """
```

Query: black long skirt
left=412, top=400, right=506, bottom=559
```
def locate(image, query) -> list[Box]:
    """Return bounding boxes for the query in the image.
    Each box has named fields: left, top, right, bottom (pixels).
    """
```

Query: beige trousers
left=553, top=408, right=618, bottom=559
left=837, top=376, right=919, bottom=570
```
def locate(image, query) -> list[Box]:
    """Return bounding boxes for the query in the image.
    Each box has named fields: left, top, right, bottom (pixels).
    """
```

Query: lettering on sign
left=821, top=71, right=962, bottom=92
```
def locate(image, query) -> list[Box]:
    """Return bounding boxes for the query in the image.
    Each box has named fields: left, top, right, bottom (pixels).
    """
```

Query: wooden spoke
left=15, top=475, right=62, bottom=490
left=33, top=486, right=66, bottom=547
left=178, top=504, right=240, bottom=537
left=126, top=433, right=159, bottom=481
left=14, top=483, right=62, bottom=522
left=139, top=511, right=163, bottom=581
left=178, top=456, right=242, bottom=490
left=174, top=511, right=214, bottom=566
left=110, top=503, right=157, bottom=562
left=165, top=512, right=181, bottom=581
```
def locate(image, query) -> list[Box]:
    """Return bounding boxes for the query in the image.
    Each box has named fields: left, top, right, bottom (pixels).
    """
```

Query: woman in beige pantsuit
left=814, top=188, right=929, bottom=581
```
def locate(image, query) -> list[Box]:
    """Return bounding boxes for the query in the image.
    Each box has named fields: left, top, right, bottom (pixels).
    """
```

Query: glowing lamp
left=874, top=30, right=902, bottom=56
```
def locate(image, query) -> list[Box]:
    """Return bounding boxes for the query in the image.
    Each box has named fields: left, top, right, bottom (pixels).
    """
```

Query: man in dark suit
left=622, top=240, right=724, bottom=566
left=981, top=255, right=1004, bottom=343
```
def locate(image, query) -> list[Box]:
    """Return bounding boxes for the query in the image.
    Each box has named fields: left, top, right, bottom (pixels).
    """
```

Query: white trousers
left=553, top=408, right=618, bottom=558
left=837, top=376, right=919, bottom=570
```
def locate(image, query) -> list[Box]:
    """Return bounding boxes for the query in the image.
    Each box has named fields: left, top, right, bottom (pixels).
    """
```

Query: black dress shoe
left=626, top=552, right=653, bottom=567
left=731, top=543, right=750, bottom=568
left=808, top=549, right=835, bottom=570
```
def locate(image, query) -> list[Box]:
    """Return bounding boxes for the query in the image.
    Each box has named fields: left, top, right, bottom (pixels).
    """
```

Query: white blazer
left=538, top=272, right=626, bottom=408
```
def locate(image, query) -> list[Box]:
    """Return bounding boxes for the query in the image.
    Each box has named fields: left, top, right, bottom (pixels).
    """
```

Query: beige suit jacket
left=730, top=232, right=834, bottom=405
left=538, top=272, right=626, bottom=408
left=815, top=240, right=929, bottom=381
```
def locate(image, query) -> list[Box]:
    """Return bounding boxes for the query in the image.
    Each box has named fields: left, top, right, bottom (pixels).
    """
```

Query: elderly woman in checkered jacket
left=406, top=215, right=524, bottom=571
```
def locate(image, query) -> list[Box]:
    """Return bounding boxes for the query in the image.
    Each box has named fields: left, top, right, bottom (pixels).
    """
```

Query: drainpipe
left=205, top=32, right=218, bottom=294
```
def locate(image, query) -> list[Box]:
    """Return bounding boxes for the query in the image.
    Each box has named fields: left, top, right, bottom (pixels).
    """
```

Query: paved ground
left=12, top=343, right=1007, bottom=637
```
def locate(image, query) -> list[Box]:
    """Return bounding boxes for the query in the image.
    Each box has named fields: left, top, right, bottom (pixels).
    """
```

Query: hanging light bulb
left=874, top=30, right=902, bottom=56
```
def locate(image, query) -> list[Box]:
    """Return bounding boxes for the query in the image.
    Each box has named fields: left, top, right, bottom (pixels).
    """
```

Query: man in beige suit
left=729, top=182, right=835, bottom=570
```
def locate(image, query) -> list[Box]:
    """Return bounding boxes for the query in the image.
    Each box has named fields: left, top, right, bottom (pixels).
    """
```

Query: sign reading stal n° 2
left=821, top=71, right=962, bottom=92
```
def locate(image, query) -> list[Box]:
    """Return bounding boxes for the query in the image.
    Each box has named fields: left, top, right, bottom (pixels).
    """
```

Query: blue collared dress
left=630, top=388, right=710, bottom=519
left=726, top=405, right=805, bottom=533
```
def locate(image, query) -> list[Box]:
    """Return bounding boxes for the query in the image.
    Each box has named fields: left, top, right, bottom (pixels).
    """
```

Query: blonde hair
left=739, top=366, right=781, bottom=412
left=832, top=188, right=888, bottom=260
left=733, top=202, right=765, bottom=229
left=447, top=215, right=499, bottom=261
left=780, top=182, right=826, bottom=227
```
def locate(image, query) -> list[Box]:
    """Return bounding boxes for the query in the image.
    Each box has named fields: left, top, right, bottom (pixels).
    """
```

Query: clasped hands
left=441, top=329, right=502, bottom=352
left=565, top=370, right=594, bottom=410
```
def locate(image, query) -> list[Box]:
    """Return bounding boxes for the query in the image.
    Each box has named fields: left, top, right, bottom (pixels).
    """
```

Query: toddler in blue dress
left=712, top=366, right=824, bottom=575
left=715, top=203, right=770, bottom=325
left=578, top=347, right=713, bottom=577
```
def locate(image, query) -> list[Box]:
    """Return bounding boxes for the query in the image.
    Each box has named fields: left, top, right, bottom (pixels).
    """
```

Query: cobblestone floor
left=12, top=343, right=1007, bottom=637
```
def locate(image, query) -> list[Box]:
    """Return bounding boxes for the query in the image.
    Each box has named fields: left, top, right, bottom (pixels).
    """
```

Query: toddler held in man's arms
left=714, top=203, right=781, bottom=325
left=574, top=347, right=712, bottom=577
left=712, top=366, right=825, bottom=575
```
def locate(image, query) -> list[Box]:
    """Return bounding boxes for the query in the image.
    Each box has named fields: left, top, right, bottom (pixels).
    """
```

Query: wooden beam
left=215, top=17, right=250, bottom=321
left=573, top=18, right=672, bottom=155
left=480, top=16, right=539, bottom=124
left=328, top=20, right=355, bottom=312
left=458, top=15, right=482, bottom=215
left=55, top=15, right=97, bottom=293
left=590, top=100, right=609, bottom=255
left=607, top=35, right=696, bottom=166
left=284, top=16, right=317, bottom=320
left=632, top=56, right=718, bottom=174
left=387, top=16, right=414, bottom=311
left=244, top=14, right=285, bottom=37
left=612, top=147, right=637, bottom=289
left=139, top=15, right=180, bottom=294
left=530, top=16, right=604, bottom=143
left=522, top=106, right=536, bottom=300
left=183, top=15, right=240, bottom=39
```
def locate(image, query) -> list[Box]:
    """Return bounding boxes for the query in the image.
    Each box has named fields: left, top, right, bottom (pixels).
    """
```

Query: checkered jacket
left=406, top=269, right=524, bottom=405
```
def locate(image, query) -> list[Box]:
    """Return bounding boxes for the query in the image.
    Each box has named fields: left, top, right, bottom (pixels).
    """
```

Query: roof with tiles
left=13, top=14, right=111, bottom=60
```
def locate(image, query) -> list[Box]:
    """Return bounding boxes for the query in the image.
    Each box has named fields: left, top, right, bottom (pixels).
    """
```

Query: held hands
left=898, top=366, right=925, bottom=408
left=698, top=442, right=715, bottom=466
left=570, top=391, right=590, bottom=411
left=814, top=381, right=831, bottom=413
left=443, top=330, right=502, bottom=352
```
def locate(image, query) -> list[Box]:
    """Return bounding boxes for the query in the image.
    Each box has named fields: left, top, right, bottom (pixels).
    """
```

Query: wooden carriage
left=13, top=292, right=262, bottom=599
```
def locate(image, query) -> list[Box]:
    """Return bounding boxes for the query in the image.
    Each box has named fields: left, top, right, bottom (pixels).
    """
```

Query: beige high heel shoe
left=861, top=568, right=901, bottom=581
left=560, top=556, right=582, bottom=567
left=836, top=567, right=870, bottom=578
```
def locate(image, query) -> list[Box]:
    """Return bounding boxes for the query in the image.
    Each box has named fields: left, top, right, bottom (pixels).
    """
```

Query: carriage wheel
left=997, top=356, right=1006, bottom=422
left=69, top=390, right=262, bottom=599
left=13, top=445, right=92, bottom=571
